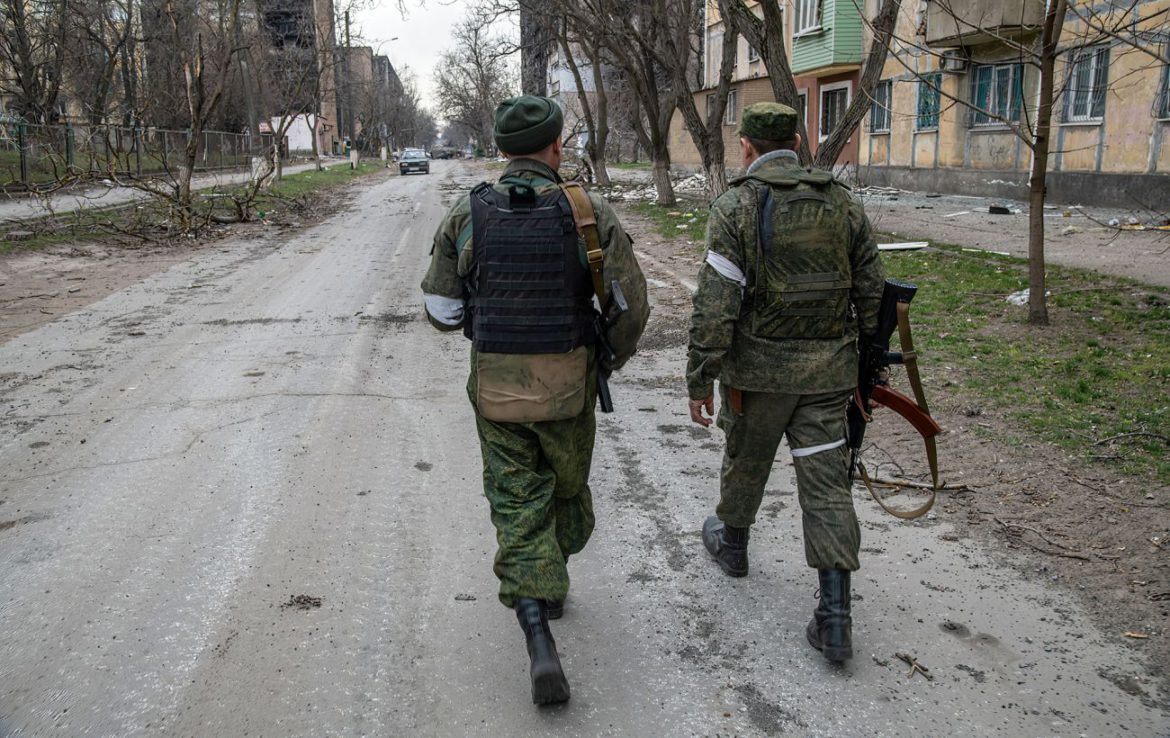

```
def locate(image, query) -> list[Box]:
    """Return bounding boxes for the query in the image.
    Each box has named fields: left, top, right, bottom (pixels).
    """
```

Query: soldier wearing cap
left=421, top=95, right=648, bottom=704
left=686, top=102, right=885, bottom=663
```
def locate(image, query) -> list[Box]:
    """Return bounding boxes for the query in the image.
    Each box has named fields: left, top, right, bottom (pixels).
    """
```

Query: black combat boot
left=806, top=569, right=853, bottom=663
left=515, top=597, right=571, bottom=705
left=701, top=516, right=750, bottom=577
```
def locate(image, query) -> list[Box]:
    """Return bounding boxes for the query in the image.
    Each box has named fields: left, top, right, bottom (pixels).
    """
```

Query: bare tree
left=434, top=9, right=516, bottom=155
left=0, top=0, right=70, bottom=123
left=719, top=0, right=903, bottom=168
left=871, top=0, right=1169, bottom=325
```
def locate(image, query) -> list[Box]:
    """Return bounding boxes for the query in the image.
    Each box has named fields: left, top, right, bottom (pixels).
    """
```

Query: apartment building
left=670, top=0, right=866, bottom=170
left=858, top=0, right=1170, bottom=207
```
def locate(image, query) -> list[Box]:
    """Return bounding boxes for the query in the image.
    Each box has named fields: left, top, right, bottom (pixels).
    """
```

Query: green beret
left=494, top=95, right=564, bottom=155
left=740, top=102, right=798, bottom=142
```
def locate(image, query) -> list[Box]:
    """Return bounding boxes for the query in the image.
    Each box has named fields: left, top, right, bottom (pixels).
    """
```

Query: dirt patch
left=281, top=594, right=323, bottom=611
left=615, top=197, right=1170, bottom=696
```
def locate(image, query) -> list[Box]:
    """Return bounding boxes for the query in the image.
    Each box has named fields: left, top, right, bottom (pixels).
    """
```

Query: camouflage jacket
left=421, top=158, right=650, bottom=371
left=686, top=151, right=885, bottom=400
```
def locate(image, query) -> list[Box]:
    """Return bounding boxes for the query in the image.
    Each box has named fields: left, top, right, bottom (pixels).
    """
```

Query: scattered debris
left=4, top=230, right=34, bottom=242
left=878, top=242, right=928, bottom=251
left=1123, top=632, right=1150, bottom=639
left=454, top=593, right=477, bottom=602
left=243, top=371, right=265, bottom=377
left=943, top=211, right=970, bottom=218
left=962, top=247, right=1011, bottom=257
left=282, top=594, right=322, bottom=610
left=1061, top=226, right=1083, bottom=236
left=989, top=205, right=1012, bottom=215
left=895, top=652, right=933, bottom=681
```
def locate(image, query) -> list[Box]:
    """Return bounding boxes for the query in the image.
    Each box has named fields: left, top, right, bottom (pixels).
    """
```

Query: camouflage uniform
left=687, top=150, right=884, bottom=572
left=423, top=158, right=649, bottom=607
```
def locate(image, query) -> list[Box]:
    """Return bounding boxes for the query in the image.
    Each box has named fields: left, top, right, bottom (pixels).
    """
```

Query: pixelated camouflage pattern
left=422, top=158, right=648, bottom=607
left=686, top=155, right=885, bottom=400
left=715, top=385, right=860, bottom=571
left=471, top=353, right=600, bottom=607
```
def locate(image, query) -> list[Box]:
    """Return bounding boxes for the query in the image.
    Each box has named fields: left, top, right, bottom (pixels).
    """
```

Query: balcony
left=924, top=0, right=1043, bottom=48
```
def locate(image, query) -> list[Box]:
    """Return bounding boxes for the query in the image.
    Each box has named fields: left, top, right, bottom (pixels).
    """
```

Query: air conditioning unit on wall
left=940, top=50, right=969, bottom=73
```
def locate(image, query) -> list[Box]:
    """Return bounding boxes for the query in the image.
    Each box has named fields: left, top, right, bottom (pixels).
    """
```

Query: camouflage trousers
left=472, top=400, right=597, bottom=609
left=715, top=385, right=860, bottom=571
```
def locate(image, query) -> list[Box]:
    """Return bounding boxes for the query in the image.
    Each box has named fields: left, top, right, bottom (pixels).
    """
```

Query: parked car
left=400, top=149, right=430, bottom=175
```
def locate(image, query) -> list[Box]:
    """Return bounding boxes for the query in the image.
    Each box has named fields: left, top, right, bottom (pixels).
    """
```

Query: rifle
left=846, top=279, right=942, bottom=519
left=594, top=280, right=629, bottom=413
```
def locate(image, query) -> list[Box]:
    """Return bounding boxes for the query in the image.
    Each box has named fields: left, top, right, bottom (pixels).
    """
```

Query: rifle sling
left=857, top=301, right=942, bottom=520
left=559, top=182, right=606, bottom=302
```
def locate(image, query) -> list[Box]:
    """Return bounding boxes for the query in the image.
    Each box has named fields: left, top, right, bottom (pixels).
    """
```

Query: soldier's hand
left=689, top=396, right=715, bottom=427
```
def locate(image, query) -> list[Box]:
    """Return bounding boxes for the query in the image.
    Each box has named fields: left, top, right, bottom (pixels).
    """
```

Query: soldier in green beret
left=421, top=95, right=649, bottom=703
left=686, top=101, right=885, bottom=663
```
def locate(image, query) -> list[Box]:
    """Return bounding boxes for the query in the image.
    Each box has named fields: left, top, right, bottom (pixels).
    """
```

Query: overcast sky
left=353, top=1, right=480, bottom=115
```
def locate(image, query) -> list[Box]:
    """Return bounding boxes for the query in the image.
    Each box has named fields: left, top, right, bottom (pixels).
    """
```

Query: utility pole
left=344, top=9, right=355, bottom=144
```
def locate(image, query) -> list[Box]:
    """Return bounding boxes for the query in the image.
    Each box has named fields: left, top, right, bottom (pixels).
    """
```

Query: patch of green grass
left=1, top=160, right=386, bottom=254
left=630, top=201, right=709, bottom=244
left=884, top=244, right=1170, bottom=483
left=610, top=160, right=651, bottom=170
left=263, top=160, right=385, bottom=200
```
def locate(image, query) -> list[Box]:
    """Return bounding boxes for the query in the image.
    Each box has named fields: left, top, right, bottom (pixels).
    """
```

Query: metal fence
left=0, top=122, right=273, bottom=190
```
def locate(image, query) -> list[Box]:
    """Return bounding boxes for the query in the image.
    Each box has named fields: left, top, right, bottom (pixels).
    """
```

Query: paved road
left=0, top=161, right=1165, bottom=736
left=0, top=159, right=350, bottom=224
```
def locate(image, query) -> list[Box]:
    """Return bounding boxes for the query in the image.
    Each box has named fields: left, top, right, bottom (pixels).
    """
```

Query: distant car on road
left=400, top=149, right=430, bottom=175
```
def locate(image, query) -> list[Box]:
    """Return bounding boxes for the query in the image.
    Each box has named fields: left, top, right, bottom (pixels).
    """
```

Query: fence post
left=17, top=123, right=29, bottom=186
left=135, top=127, right=143, bottom=177
left=65, top=124, right=75, bottom=174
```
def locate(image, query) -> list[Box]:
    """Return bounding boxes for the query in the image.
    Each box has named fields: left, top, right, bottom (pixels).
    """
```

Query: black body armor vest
left=465, top=182, right=597, bottom=354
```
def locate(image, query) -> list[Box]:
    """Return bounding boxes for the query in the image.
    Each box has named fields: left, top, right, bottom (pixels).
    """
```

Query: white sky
left=353, top=0, right=477, bottom=114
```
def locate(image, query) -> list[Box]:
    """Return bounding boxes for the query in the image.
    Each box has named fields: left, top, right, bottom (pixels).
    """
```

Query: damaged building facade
left=858, top=0, right=1170, bottom=208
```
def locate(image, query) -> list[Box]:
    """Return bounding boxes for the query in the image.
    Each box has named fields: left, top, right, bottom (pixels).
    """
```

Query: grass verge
left=1, top=160, right=386, bottom=255
left=630, top=201, right=710, bottom=243
left=610, top=161, right=652, bottom=170
left=883, top=244, right=1170, bottom=483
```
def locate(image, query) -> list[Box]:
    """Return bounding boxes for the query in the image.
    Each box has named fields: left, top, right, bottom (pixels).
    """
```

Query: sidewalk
left=0, top=158, right=350, bottom=224
left=856, top=186, right=1170, bottom=288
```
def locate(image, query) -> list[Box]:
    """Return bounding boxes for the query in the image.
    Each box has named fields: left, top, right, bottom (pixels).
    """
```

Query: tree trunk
left=652, top=156, right=674, bottom=206
left=1026, top=0, right=1067, bottom=326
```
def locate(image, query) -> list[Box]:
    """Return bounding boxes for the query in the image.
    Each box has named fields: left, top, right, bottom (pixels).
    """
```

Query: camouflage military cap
left=740, top=102, right=799, bottom=142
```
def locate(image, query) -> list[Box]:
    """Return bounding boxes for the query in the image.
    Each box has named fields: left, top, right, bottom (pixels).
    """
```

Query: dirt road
left=0, top=161, right=1165, bottom=736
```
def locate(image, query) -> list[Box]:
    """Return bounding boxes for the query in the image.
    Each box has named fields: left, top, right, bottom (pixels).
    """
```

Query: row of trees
left=1, top=0, right=432, bottom=230
left=443, top=0, right=1168, bottom=325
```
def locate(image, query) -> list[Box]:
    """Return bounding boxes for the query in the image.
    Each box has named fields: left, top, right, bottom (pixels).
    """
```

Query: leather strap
left=560, top=182, right=606, bottom=301
left=858, top=301, right=943, bottom=519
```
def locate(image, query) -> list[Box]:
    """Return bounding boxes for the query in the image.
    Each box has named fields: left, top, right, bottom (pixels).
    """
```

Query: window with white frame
left=870, top=80, right=892, bottom=132
left=795, top=0, right=822, bottom=35
left=748, top=44, right=760, bottom=63
left=725, top=88, right=739, bottom=126
left=1065, top=46, right=1110, bottom=122
left=820, top=82, right=850, bottom=138
left=797, top=91, right=808, bottom=128
left=970, top=63, right=1023, bottom=125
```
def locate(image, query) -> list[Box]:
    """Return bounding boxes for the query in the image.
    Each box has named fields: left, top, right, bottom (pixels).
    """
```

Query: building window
left=797, top=91, right=808, bottom=127
left=748, top=44, right=760, bottom=63
left=917, top=73, right=941, bottom=130
left=820, top=82, right=850, bottom=138
left=870, top=80, right=892, bottom=132
left=970, top=63, right=1023, bottom=126
left=706, top=93, right=717, bottom=120
left=550, top=79, right=560, bottom=97
left=725, top=88, right=739, bottom=126
left=795, top=0, right=822, bottom=35
left=1065, top=46, right=1110, bottom=122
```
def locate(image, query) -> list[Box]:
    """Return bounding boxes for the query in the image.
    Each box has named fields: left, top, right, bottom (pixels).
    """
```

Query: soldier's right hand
left=689, top=396, right=715, bottom=427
